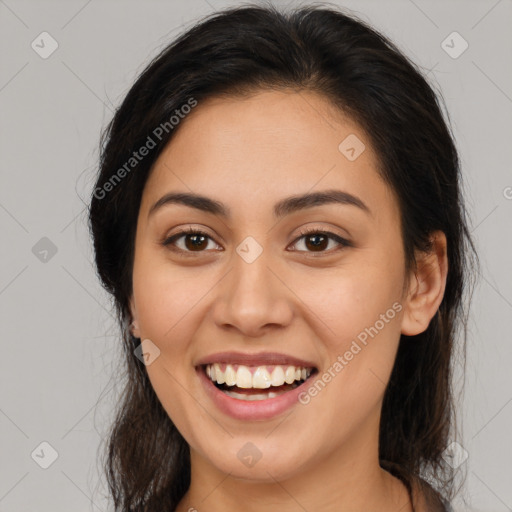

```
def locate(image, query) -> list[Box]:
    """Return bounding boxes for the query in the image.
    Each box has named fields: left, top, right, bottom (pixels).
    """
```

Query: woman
left=89, top=3, right=478, bottom=511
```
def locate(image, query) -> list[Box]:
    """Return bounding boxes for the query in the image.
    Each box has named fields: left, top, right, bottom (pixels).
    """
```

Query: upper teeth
left=206, top=363, right=312, bottom=389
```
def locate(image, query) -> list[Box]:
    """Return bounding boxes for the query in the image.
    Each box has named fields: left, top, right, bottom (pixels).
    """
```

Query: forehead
left=160, top=89, right=367, bottom=165
left=140, top=90, right=396, bottom=225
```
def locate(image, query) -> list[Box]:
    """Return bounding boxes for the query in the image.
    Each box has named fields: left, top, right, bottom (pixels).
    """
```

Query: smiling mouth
left=201, top=363, right=318, bottom=401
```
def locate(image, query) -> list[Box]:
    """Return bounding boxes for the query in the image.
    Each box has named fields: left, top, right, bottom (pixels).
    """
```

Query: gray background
left=1, top=0, right=511, bottom=511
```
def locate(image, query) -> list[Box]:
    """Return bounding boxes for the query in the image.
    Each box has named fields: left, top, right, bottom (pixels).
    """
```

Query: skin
left=129, top=89, right=448, bottom=512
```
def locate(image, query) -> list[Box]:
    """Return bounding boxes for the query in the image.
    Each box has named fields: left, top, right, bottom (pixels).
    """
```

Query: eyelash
left=162, top=226, right=351, bottom=257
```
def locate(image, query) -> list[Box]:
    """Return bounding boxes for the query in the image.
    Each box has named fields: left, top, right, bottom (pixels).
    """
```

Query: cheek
left=292, top=263, right=403, bottom=408
left=132, top=252, right=203, bottom=345
left=131, top=259, right=204, bottom=432
left=293, top=261, right=400, bottom=346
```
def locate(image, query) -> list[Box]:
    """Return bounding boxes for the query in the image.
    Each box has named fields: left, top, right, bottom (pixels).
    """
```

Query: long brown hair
left=88, top=3, right=479, bottom=510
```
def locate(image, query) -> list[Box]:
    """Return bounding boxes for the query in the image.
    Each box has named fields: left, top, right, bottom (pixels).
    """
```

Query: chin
left=200, top=437, right=314, bottom=482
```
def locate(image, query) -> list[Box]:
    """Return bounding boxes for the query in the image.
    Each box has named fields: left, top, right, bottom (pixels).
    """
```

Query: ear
left=129, top=296, right=141, bottom=338
left=401, top=230, right=448, bottom=336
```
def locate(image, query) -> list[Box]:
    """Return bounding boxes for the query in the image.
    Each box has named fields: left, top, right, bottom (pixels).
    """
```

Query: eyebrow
left=148, top=189, right=372, bottom=219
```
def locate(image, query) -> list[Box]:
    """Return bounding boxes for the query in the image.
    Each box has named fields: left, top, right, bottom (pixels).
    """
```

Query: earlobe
left=400, top=230, right=448, bottom=336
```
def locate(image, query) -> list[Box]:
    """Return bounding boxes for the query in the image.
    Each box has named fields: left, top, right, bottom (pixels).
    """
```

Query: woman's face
left=130, top=89, right=414, bottom=483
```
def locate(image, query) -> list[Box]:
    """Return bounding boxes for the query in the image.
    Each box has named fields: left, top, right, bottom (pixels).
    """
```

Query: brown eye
left=182, top=232, right=209, bottom=251
left=290, top=229, right=351, bottom=254
left=162, top=228, right=221, bottom=254
left=303, top=233, right=329, bottom=251
left=162, top=227, right=351, bottom=257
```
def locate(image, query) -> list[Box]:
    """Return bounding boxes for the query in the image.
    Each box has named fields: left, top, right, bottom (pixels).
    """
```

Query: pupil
left=306, top=234, right=327, bottom=251
left=186, top=234, right=207, bottom=251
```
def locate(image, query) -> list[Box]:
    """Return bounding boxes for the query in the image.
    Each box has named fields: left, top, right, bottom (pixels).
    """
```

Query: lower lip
left=197, top=366, right=314, bottom=421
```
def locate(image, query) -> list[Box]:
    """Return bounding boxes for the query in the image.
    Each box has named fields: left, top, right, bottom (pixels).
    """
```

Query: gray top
left=441, top=500, right=454, bottom=512
left=407, top=478, right=454, bottom=512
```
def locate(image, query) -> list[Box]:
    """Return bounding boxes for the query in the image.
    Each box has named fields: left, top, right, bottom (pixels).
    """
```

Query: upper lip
left=195, top=351, right=318, bottom=369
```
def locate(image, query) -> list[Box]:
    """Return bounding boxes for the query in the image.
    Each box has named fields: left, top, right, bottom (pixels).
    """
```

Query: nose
left=211, top=248, right=294, bottom=338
